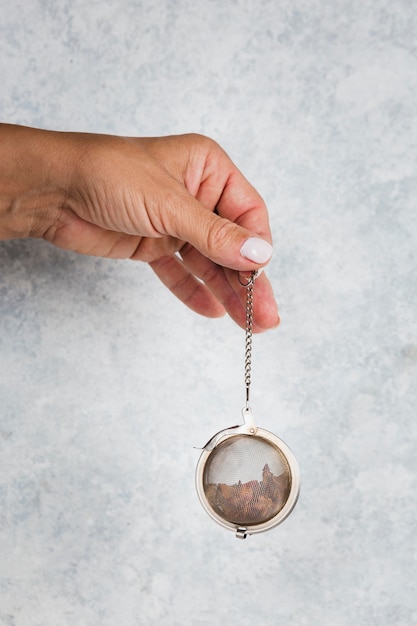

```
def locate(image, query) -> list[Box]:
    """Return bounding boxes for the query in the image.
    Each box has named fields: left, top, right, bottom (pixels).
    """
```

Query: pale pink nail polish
left=240, top=238, right=273, bottom=264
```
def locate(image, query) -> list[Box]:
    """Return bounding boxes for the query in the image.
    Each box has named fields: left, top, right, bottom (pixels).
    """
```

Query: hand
left=0, top=125, right=279, bottom=331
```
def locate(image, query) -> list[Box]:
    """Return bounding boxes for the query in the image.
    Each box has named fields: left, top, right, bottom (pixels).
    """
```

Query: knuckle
left=199, top=262, right=219, bottom=285
left=206, top=216, right=236, bottom=252
left=185, top=132, right=220, bottom=155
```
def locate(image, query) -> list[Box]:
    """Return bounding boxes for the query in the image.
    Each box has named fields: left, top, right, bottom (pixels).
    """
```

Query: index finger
left=193, top=143, right=272, bottom=242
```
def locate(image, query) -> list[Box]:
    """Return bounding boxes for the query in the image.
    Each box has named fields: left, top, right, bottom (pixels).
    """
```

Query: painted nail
left=240, top=238, right=273, bottom=264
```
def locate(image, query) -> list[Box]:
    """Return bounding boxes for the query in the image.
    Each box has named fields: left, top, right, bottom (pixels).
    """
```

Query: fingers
left=149, top=254, right=226, bottom=319
left=196, top=157, right=272, bottom=241
left=161, top=197, right=273, bottom=273
left=181, top=246, right=279, bottom=333
left=151, top=245, right=280, bottom=331
left=139, top=135, right=274, bottom=273
left=142, top=135, right=279, bottom=328
left=140, top=134, right=273, bottom=245
left=241, top=270, right=281, bottom=332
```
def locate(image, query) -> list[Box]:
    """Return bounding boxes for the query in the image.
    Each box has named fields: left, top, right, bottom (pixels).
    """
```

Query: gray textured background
left=1, top=1, right=416, bottom=625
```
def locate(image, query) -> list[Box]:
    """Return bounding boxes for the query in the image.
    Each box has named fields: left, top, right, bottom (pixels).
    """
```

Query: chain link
left=243, top=270, right=258, bottom=408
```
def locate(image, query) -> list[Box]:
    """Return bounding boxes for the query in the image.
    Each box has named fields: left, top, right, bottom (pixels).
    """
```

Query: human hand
left=0, top=125, right=279, bottom=331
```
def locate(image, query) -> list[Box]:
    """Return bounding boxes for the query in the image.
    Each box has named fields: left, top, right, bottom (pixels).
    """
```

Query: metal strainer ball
left=195, top=409, right=300, bottom=538
left=195, top=271, right=300, bottom=539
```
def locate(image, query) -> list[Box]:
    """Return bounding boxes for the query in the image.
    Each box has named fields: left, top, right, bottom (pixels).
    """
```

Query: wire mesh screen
left=202, top=435, right=292, bottom=525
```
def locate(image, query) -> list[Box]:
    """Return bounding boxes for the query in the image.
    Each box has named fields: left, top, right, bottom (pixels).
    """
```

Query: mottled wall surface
left=1, top=1, right=416, bottom=625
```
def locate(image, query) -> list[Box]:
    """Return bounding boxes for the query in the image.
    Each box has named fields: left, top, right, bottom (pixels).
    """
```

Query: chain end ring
left=238, top=270, right=259, bottom=288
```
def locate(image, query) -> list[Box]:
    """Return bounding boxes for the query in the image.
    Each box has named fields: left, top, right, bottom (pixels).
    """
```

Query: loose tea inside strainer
left=195, top=271, right=300, bottom=539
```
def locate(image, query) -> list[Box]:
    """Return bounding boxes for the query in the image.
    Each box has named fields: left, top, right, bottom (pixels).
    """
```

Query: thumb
left=165, top=199, right=273, bottom=271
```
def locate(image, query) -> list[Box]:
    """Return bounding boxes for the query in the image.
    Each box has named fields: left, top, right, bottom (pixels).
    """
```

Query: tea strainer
left=195, top=271, right=300, bottom=539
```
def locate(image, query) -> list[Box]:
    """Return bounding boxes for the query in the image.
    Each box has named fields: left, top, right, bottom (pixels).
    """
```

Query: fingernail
left=240, top=238, right=273, bottom=264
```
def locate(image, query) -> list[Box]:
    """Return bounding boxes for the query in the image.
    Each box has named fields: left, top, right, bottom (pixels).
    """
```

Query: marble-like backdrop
left=1, top=1, right=416, bottom=625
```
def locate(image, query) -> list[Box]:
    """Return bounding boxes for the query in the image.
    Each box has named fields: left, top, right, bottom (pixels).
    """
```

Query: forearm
left=0, top=124, right=75, bottom=240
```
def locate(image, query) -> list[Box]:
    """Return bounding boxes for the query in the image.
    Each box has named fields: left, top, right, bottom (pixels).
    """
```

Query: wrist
left=0, top=124, right=75, bottom=240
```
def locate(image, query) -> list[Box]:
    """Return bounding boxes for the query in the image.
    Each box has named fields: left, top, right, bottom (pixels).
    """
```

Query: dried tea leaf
left=206, top=464, right=291, bottom=525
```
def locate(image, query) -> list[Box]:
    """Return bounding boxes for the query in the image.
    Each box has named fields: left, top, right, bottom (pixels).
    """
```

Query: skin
left=0, top=123, right=279, bottom=331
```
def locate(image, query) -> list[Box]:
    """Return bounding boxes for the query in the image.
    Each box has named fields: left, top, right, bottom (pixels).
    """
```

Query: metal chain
left=242, top=270, right=258, bottom=408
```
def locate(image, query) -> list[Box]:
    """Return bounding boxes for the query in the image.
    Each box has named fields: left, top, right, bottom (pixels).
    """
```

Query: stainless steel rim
left=195, top=426, right=300, bottom=536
